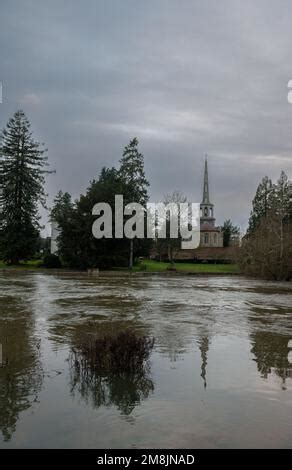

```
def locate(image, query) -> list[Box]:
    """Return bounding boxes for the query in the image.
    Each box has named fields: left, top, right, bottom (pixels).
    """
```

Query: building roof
left=200, top=223, right=221, bottom=232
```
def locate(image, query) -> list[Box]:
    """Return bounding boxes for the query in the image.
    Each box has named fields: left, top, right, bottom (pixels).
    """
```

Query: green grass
left=0, top=258, right=240, bottom=274
left=133, top=259, right=240, bottom=274
left=0, top=259, right=43, bottom=269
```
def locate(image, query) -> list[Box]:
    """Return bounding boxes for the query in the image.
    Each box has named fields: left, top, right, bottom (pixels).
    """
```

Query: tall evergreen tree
left=50, top=191, right=73, bottom=226
left=119, top=137, right=149, bottom=205
left=118, top=138, right=150, bottom=268
left=247, top=176, right=273, bottom=233
left=271, top=171, right=292, bottom=220
left=0, top=110, right=51, bottom=263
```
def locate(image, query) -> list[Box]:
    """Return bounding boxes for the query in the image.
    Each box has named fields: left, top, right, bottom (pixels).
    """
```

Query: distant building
left=199, top=157, right=223, bottom=247
left=164, top=158, right=237, bottom=262
left=50, top=220, right=60, bottom=254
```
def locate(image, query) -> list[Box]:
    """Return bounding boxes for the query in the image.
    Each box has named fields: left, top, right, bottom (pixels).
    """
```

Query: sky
left=1, top=0, right=292, bottom=234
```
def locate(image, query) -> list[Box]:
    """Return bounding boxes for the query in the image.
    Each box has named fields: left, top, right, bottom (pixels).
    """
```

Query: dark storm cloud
left=1, top=0, right=292, bottom=232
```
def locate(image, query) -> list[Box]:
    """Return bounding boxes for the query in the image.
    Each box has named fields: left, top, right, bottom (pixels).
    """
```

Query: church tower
left=199, top=157, right=223, bottom=247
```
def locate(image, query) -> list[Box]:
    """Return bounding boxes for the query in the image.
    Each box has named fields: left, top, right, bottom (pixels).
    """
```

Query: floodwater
left=0, top=272, right=292, bottom=448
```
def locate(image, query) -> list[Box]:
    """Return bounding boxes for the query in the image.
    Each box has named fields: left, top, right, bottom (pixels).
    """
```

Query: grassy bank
left=133, top=260, right=240, bottom=274
left=0, top=259, right=43, bottom=269
left=0, top=258, right=240, bottom=275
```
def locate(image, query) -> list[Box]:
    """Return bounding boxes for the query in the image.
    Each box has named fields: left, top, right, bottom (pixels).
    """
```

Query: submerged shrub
left=69, top=328, right=155, bottom=414
left=70, top=330, right=154, bottom=376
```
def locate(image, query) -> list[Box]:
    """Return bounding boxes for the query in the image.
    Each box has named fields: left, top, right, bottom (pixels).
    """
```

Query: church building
left=199, top=158, right=223, bottom=247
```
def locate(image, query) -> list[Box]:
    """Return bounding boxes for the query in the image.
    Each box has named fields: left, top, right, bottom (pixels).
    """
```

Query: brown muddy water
left=0, top=272, right=291, bottom=448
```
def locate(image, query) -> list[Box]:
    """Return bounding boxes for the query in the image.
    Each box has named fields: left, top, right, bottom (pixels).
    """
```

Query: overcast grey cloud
left=1, top=0, right=292, bottom=233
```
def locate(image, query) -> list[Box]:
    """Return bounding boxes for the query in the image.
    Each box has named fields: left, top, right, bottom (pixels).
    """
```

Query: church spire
left=202, top=155, right=210, bottom=203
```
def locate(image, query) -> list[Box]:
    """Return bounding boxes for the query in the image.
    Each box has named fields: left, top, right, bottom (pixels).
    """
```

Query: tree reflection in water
left=250, top=331, right=292, bottom=389
left=70, top=368, right=154, bottom=416
left=249, top=306, right=292, bottom=389
left=0, top=299, right=43, bottom=441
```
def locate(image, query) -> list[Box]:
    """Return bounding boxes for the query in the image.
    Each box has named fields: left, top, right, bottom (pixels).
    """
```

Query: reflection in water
left=250, top=331, right=292, bottom=389
left=249, top=305, right=292, bottom=390
left=157, top=324, right=189, bottom=363
left=70, top=368, right=154, bottom=416
left=0, top=286, right=43, bottom=441
left=197, top=336, right=210, bottom=389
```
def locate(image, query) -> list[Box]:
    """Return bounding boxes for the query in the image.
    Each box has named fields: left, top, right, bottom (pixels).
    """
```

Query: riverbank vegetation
left=0, top=258, right=240, bottom=274
left=0, top=259, right=43, bottom=269
left=0, top=110, right=291, bottom=280
left=133, top=260, right=240, bottom=274
left=240, top=171, right=292, bottom=281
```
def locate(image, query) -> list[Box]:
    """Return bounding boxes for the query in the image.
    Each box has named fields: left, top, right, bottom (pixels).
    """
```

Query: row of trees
left=0, top=110, right=241, bottom=269
left=240, top=172, right=292, bottom=280
left=51, top=138, right=151, bottom=269
left=1, top=110, right=290, bottom=278
left=0, top=111, right=152, bottom=267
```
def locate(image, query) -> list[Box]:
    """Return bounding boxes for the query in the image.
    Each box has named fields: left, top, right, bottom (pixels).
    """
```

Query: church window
left=204, top=233, right=209, bottom=244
